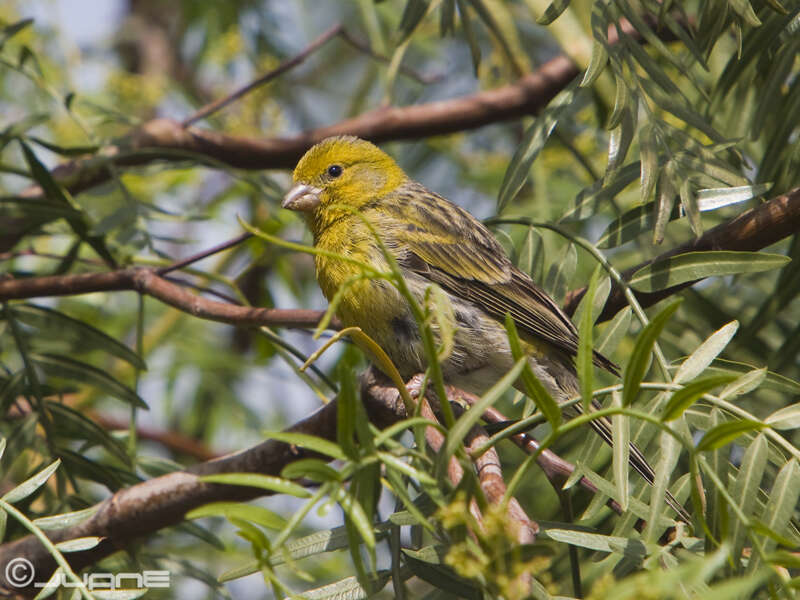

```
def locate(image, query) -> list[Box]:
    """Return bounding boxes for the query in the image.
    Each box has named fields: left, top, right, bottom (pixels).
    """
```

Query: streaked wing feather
left=380, top=182, right=618, bottom=374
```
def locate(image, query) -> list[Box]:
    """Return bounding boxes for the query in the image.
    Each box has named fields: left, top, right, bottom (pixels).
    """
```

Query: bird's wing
left=376, top=183, right=617, bottom=373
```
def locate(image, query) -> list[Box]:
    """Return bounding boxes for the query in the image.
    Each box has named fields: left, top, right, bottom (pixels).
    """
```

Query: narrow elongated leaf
left=545, top=242, right=576, bottom=301
left=719, top=367, right=767, bottom=400
left=302, top=572, right=391, bottom=599
left=0, top=18, right=34, bottom=49
left=729, top=434, right=768, bottom=567
left=187, top=502, right=286, bottom=530
left=45, top=401, right=130, bottom=465
left=265, top=432, right=346, bottom=461
left=18, top=140, right=115, bottom=265
left=748, top=460, right=800, bottom=573
left=9, top=304, right=145, bottom=369
left=537, top=0, right=571, bottom=25
left=577, top=266, right=601, bottom=411
left=611, top=391, right=629, bottom=511
left=596, top=306, right=631, bottom=358
left=597, top=200, right=680, bottom=248
left=580, top=40, right=608, bottom=86
left=696, top=183, right=771, bottom=211
left=399, top=0, right=430, bottom=39
left=31, top=353, right=147, bottom=408
left=765, top=404, right=800, bottom=430
left=334, top=487, right=376, bottom=549
left=456, top=0, right=481, bottom=73
left=544, top=529, right=646, bottom=556
left=2, top=459, right=61, bottom=503
left=443, top=357, right=526, bottom=462
left=281, top=459, right=341, bottom=482
left=696, top=420, right=764, bottom=452
left=497, top=85, right=577, bottom=212
left=630, top=252, right=790, bottom=292
left=705, top=359, right=800, bottom=394
left=506, top=317, right=560, bottom=427
left=403, top=547, right=482, bottom=599
left=199, top=473, right=311, bottom=498
left=623, top=300, right=681, bottom=406
left=376, top=451, right=436, bottom=484
left=34, top=506, right=98, bottom=530
left=673, top=321, right=739, bottom=384
left=55, top=537, right=102, bottom=552
left=662, top=375, right=738, bottom=422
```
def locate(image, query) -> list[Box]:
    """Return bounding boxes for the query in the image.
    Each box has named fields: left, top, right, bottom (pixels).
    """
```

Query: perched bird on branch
left=283, top=135, right=687, bottom=521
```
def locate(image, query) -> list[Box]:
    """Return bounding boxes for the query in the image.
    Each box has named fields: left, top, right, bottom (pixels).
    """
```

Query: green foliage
left=1, top=0, right=800, bottom=598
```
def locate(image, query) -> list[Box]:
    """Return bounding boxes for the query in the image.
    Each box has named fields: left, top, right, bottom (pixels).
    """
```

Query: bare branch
left=21, top=16, right=673, bottom=202
left=0, top=267, right=331, bottom=330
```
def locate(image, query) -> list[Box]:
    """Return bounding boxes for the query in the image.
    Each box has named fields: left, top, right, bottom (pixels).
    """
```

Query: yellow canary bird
left=283, top=135, right=686, bottom=519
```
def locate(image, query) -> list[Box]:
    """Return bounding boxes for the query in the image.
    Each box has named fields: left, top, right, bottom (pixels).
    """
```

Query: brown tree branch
left=563, top=186, right=800, bottom=320
left=21, top=15, right=668, bottom=202
left=0, top=267, right=332, bottom=329
left=3, top=188, right=798, bottom=333
left=0, top=367, right=597, bottom=597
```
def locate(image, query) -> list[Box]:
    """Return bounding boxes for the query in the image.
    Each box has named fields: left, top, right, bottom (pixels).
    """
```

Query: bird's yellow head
left=283, top=136, right=407, bottom=234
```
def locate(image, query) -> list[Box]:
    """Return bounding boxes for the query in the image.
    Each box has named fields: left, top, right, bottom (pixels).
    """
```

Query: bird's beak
left=282, top=183, right=322, bottom=212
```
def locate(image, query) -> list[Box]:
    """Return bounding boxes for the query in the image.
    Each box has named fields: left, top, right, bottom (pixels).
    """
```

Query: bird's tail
left=553, top=368, right=691, bottom=523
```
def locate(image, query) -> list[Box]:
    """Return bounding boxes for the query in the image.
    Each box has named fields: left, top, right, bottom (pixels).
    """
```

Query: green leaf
left=596, top=306, right=631, bottom=359
left=442, top=356, right=526, bottom=464
left=2, top=459, right=60, bottom=503
left=18, top=140, right=115, bottom=266
left=265, top=432, right=346, bottom=461
left=662, top=375, right=739, bottom=422
left=497, top=84, right=577, bottom=213
left=623, top=300, right=681, bottom=406
left=8, top=304, right=145, bottom=369
left=505, top=316, right=560, bottom=428
left=696, top=419, right=764, bottom=452
left=580, top=42, right=608, bottom=87
left=577, top=266, right=601, bottom=411
left=729, top=434, right=768, bottom=565
left=705, top=360, right=800, bottom=395
left=630, top=251, right=790, bottom=292
left=31, top=353, right=147, bottom=408
left=0, top=18, right=34, bottom=49
left=718, top=367, right=767, bottom=400
left=639, top=122, right=659, bottom=204
left=695, top=183, right=771, bottom=211
left=403, top=547, right=482, bottom=599
left=765, top=403, right=800, bottom=430
left=45, top=401, right=130, bottom=465
left=748, top=460, right=800, bottom=573
left=301, top=572, right=391, bottom=599
left=545, top=242, right=576, bottom=301
left=55, top=536, right=102, bottom=552
left=398, top=0, right=430, bottom=39
left=544, top=528, right=646, bottom=556
left=456, top=0, right=481, bottom=74
left=376, top=451, right=436, bottom=484
left=187, top=502, right=287, bottom=530
left=281, top=459, right=341, bottom=482
left=610, top=391, right=629, bottom=511
left=673, top=321, right=739, bottom=384
left=537, top=0, right=571, bottom=25
left=334, top=487, right=376, bottom=549
left=596, top=200, right=679, bottom=248
left=199, top=473, right=311, bottom=497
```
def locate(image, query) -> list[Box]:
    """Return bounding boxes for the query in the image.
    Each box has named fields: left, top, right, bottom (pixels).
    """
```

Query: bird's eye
left=327, top=165, right=343, bottom=178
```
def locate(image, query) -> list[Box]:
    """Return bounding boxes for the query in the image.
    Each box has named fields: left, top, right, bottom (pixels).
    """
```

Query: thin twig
left=182, top=25, right=344, bottom=127
left=156, top=232, right=252, bottom=275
